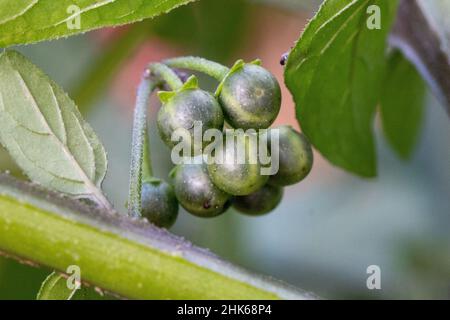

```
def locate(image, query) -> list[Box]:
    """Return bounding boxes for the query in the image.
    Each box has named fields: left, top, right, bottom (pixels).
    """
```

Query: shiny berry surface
left=265, top=125, right=313, bottom=186
left=233, top=184, right=283, bottom=216
left=171, top=160, right=231, bottom=217
left=207, top=132, right=269, bottom=196
left=141, top=179, right=179, bottom=228
left=219, top=64, right=281, bottom=130
left=158, top=89, right=224, bottom=155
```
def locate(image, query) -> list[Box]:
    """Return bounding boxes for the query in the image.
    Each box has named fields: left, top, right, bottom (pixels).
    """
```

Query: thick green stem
left=149, top=63, right=183, bottom=90
left=0, top=175, right=315, bottom=300
left=164, top=56, right=230, bottom=81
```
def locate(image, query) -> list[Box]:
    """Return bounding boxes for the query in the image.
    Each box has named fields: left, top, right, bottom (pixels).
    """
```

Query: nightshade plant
left=0, top=0, right=449, bottom=300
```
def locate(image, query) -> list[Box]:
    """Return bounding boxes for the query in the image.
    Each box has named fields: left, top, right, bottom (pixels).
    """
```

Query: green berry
left=141, top=178, right=179, bottom=228
left=157, top=89, right=224, bottom=154
left=265, top=125, right=313, bottom=186
left=219, top=64, right=281, bottom=130
left=170, top=160, right=231, bottom=218
left=233, top=184, right=283, bottom=216
left=207, top=132, right=269, bottom=195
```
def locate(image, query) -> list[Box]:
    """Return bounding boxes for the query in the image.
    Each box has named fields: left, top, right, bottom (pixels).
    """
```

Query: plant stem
left=149, top=63, right=183, bottom=90
left=127, top=73, right=160, bottom=218
left=142, top=127, right=153, bottom=182
left=163, top=56, right=230, bottom=81
left=0, top=174, right=316, bottom=300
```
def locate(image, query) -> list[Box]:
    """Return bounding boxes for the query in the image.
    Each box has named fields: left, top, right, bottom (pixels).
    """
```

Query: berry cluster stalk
left=127, top=63, right=183, bottom=218
left=164, top=56, right=230, bottom=81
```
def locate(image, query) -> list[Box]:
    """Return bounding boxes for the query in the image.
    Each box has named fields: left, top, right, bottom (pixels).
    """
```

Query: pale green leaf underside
left=0, top=50, right=107, bottom=199
left=0, top=0, right=196, bottom=47
left=380, top=51, right=425, bottom=159
left=37, top=272, right=79, bottom=300
left=285, top=0, right=399, bottom=177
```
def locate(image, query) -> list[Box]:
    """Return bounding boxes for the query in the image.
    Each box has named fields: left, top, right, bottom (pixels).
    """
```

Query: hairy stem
left=0, top=174, right=316, bottom=300
left=164, top=56, right=230, bottom=81
left=142, top=127, right=153, bottom=182
left=127, top=74, right=160, bottom=218
left=149, top=63, right=183, bottom=90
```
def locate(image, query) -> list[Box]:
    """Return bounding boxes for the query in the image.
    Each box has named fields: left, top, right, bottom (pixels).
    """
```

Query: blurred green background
left=0, top=0, right=449, bottom=299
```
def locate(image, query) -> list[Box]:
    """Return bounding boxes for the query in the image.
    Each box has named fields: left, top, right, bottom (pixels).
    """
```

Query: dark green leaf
left=380, top=51, right=425, bottom=159
left=285, top=0, right=399, bottom=177
left=0, top=0, right=197, bottom=47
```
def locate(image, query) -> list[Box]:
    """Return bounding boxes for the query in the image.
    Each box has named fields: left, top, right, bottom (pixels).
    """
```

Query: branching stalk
left=127, top=73, right=161, bottom=218
left=149, top=62, right=183, bottom=90
left=163, top=56, right=230, bottom=81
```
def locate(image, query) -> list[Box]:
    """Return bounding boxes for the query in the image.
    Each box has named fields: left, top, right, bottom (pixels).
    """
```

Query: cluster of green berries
left=140, top=58, right=313, bottom=228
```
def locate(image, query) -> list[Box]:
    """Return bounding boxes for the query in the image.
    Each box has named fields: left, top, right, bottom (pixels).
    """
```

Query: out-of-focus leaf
left=152, top=0, right=249, bottom=62
left=0, top=50, right=110, bottom=208
left=0, top=256, right=47, bottom=299
left=71, top=21, right=151, bottom=113
left=0, top=0, right=197, bottom=47
left=380, top=51, right=425, bottom=159
left=390, top=0, right=450, bottom=115
left=285, top=0, right=399, bottom=177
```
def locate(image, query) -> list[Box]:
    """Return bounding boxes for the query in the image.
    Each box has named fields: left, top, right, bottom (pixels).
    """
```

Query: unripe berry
left=170, top=160, right=231, bottom=217
left=233, top=184, right=283, bottom=216
left=207, top=132, right=269, bottom=196
left=141, top=179, right=179, bottom=228
left=219, top=63, right=281, bottom=130
left=264, top=125, right=313, bottom=186
left=157, top=88, right=224, bottom=155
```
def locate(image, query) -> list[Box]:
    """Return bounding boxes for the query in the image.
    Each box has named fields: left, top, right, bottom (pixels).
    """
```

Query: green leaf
left=0, top=0, right=37, bottom=25
left=380, top=51, right=425, bottom=159
left=285, top=0, right=399, bottom=177
left=0, top=0, right=197, bottom=48
left=0, top=50, right=111, bottom=209
left=37, top=272, right=79, bottom=300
